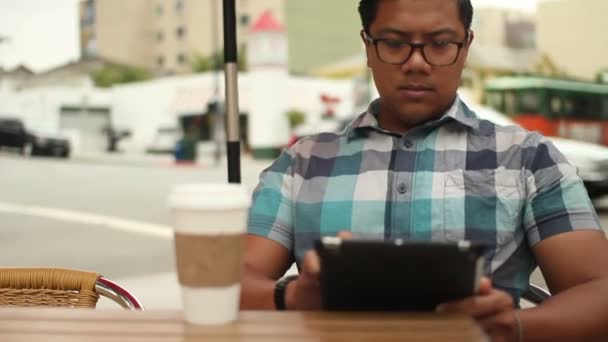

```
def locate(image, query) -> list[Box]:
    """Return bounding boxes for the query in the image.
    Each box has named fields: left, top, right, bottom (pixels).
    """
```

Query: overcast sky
left=0, top=0, right=544, bottom=72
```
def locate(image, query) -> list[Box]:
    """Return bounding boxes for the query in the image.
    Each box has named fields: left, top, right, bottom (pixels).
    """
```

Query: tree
left=190, top=46, right=248, bottom=73
left=91, top=65, right=151, bottom=88
left=189, top=54, right=215, bottom=73
left=596, top=70, right=608, bottom=84
left=286, top=109, right=306, bottom=129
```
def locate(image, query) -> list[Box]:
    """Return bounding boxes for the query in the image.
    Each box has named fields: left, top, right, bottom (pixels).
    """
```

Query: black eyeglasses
left=363, top=31, right=470, bottom=67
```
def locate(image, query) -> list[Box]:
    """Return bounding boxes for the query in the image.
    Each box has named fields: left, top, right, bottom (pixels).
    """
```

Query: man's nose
left=401, top=47, right=431, bottom=73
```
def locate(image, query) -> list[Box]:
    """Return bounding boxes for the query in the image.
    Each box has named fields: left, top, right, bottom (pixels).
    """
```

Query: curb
left=70, top=153, right=209, bottom=169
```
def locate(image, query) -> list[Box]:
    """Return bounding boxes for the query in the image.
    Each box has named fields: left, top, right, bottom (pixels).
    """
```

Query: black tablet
left=314, top=237, right=487, bottom=311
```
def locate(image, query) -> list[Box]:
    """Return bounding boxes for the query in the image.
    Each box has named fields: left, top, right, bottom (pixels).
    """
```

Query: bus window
left=564, top=97, right=574, bottom=116
left=571, top=93, right=593, bottom=119
left=520, top=90, right=540, bottom=113
left=487, top=92, right=503, bottom=112
left=590, top=95, right=603, bottom=121
left=602, top=96, right=608, bottom=120
left=505, top=91, right=517, bottom=116
left=549, top=95, right=563, bottom=118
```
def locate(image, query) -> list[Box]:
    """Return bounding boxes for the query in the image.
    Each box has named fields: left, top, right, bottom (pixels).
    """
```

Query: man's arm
left=241, top=148, right=297, bottom=310
left=240, top=232, right=350, bottom=310
left=239, top=235, right=292, bottom=310
left=517, top=137, right=608, bottom=340
left=520, top=230, right=608, bottom=341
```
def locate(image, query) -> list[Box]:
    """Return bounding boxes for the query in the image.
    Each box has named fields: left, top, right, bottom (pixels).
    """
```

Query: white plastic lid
left=168, top=183, right=251, bottom=211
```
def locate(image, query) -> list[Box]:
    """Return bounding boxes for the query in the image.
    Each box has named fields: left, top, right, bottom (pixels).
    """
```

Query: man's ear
left=360, top=30, right=369, bottom=46
left=460, top=30, right=474, bottom=63
left=360, top=30, right=372, bottom=68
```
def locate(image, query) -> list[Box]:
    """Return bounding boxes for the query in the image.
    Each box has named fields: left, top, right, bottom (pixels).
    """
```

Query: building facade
left=79, top=0, right=368, bottom=76
left=538, top=0, right=608, bottom=81
left=80, top=0, right=284, bottom=75
left=0, top=66, right=34, bottom=92
left=284, top=1, right=362, bottom=75
left=80, top=0, right=156, bottom=69
left=472, top=7, right=536, bottom=49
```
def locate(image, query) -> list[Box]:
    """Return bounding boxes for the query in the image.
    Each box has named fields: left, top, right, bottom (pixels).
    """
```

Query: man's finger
left=337, top=231, right=353, bottom=239
left=301, top=250, right=321, bottom=277
left=478, top=276, right=492, bottom=295
left=478, top=310, right=518, bottom=333
left=437, top=290, right=513, bottom=318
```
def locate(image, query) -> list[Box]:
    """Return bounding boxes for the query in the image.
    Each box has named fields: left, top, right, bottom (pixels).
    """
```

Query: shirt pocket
left=443, top=169, right=524, bottom=247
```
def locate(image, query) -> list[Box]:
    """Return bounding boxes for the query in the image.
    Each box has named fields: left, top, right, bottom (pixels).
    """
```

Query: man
left=241, top=0, right=608, bottom=340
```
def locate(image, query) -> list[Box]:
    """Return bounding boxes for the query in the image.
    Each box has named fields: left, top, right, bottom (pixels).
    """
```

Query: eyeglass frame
left=362, top=30, right=472, bottom=67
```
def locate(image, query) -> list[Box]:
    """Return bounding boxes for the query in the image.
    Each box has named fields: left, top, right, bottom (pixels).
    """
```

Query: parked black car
left=0, top=117, right=70, bottom=158
left=0, top=117, right=30, bottom=155
left=30, top=134, right=71, bottom=158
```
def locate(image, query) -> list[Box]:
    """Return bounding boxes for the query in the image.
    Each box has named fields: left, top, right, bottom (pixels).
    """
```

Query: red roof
left=250, top=10, right=285, bottom=33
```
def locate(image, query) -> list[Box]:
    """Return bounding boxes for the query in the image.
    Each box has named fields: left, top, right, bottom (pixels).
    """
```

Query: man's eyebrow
left=375, top=27, right=459, bottom=37
left=426, top=28, right=459, bottom=37
left=376, top=28, right=410, bottom=36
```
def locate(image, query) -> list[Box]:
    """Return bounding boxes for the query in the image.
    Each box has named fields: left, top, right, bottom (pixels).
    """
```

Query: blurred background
left=0, top=0, right=607, bottom=309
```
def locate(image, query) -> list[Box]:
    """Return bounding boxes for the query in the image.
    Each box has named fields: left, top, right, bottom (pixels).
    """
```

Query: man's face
left=363, top=0, right=472, bottom=132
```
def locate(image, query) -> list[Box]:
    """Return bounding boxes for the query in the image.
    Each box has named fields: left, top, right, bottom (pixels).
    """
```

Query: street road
left=0, top=153, right=271, bottom=308
left=0, top=154, right=606, bottom=309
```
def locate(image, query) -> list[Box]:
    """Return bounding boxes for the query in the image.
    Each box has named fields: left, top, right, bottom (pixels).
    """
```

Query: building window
left=85, top=39, right=97, bottom=58
left=156, top=32, right=164, bottom=42
left=156, top=4, right=163, bottom=16
left=239, top=14, right=250, bottom=27
left=84, top=2, right=95, bottom=26
left=177, top=53, right=186, bottom=65
left=176, top=0, right=185, bottom=13
left=176, top=26, right=186, bottom=39
left=157, top=56, right=165, bottom=67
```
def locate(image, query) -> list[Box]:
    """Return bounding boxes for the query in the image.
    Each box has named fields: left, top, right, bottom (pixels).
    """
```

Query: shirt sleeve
left=522, top=135, right=601, bottom=246
left=247, top=148, right=295, bottom=251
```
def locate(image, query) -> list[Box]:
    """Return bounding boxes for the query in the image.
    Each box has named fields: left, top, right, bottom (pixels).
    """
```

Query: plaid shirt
left=248, top=97, right=601, bottom=303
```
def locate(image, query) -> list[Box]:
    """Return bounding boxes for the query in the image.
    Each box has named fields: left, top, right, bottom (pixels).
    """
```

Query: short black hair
left=358, top=0, right=473, bottom=34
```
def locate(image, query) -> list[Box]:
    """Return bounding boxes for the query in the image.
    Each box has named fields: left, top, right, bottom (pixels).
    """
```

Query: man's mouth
left=397, top=84, right=434, bottom=98
left=400, top=84, right=434, bottom=91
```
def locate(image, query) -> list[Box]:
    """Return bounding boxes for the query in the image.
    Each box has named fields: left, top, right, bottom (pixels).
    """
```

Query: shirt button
left=397, top=183, right=407, bottom=194
left=403, top=140, right=413, bottom=149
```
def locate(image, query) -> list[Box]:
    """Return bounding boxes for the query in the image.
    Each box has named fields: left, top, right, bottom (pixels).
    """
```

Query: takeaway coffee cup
left=168, top=183, right=250, bottom=325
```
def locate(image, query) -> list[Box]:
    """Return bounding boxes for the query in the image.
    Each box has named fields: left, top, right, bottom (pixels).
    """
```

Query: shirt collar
left=346, top=95, right=479, bottom=141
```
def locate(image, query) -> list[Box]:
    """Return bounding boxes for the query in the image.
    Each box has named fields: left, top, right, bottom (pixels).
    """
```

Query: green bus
left=484, top=77, right=608, bottom=145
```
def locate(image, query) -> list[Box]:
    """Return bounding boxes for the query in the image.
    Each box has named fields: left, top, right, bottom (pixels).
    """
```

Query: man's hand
left=437, top=277, right=519, bottom=342
left=285, top=231, right=353, bottom=310
left=285, top=249, right=322, bottom=310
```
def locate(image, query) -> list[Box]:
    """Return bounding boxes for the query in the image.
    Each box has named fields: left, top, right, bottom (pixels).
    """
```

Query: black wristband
left=274, top=275, right=298, bottom=310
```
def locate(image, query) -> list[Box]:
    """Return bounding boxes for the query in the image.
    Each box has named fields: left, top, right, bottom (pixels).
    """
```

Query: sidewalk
left=71, top=150, right=273, bottom=170
left=71, top=151, right=608, bottom=210
left=70, top=150, right=275, bottom=190
left=71, top=151, right=207, bottom=168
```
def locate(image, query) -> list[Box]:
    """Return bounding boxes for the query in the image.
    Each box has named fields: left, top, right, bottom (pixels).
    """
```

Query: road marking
left=0, top=201, right=172, bottom=239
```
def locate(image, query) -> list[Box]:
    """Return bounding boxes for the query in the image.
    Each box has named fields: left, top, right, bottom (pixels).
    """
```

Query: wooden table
left=0, top=308, right=487, bottom=341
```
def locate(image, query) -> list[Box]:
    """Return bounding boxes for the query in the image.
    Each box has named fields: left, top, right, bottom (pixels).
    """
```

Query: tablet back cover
left=316, top=239, right=485, bottom=311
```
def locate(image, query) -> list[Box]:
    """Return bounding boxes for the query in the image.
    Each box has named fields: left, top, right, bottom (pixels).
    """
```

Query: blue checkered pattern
left=248, top=97, right=601, bottom=303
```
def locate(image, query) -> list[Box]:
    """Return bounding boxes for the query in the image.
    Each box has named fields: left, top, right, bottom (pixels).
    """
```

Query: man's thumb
left=478, top=276, right=492, bottom=295
left=337, top=231, right=353, bottom=239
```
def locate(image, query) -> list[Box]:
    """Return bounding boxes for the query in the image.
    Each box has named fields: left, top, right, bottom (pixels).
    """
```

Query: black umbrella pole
left=223, top=0, right=241, bottom=184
